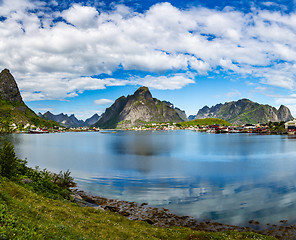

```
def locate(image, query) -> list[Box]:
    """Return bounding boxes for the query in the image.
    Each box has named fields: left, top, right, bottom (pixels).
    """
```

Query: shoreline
left=71, top=189, right=296, bottom=239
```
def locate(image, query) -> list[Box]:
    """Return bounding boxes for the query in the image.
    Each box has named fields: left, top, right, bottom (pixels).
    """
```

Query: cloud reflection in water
left=4, top=131, right=296, bottom=226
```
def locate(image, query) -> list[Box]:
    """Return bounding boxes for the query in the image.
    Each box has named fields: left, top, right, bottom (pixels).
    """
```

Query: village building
left=285, top=119, right=296, bottom=131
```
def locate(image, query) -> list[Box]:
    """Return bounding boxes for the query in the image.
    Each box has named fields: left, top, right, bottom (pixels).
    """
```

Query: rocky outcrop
left=0, top=69, right=57, bottom=127
left=163, top=101, right=188, bottom=121
left=94, top=87, right=183, bottom=129
left=278, top=105, right=293, bottom=122
left=193, top=99, right=294, bottom=125
left=0, top=69, right=23, bottom=103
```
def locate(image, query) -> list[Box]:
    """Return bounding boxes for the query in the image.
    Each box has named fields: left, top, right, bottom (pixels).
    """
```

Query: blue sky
left=1, top=0, right=296, bottom=119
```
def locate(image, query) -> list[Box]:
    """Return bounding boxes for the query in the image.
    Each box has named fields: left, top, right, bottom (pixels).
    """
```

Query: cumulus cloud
left=94, top=99, right=114, bottom=105
left=0, top=0, right=38, bottom=15
left=1, top=1, right=296, bottom=100
left=129, top=74, right=195, bottom=90
left=62, top=4, right=98, bottom=28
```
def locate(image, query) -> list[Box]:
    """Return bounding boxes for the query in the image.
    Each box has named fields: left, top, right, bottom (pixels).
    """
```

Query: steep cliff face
left=94, top=96, right=128, bottom=129
left=0, top=69, right=23, bottom=103
left=194, top=99, right=294, bottom=125
left=94, top=87, right=183, bottom=129
left=162, top=101, right=188, bottom=121
left=0, top=69, right=57, bottom=127
left=278, top=105, right=293, bottom=122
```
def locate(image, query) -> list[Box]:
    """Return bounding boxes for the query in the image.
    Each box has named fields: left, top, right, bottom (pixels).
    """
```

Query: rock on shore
left=72, top=189, right=296, bottom=239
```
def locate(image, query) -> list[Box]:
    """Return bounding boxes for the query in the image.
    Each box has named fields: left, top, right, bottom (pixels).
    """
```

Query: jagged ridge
left=194, top=99, right=294, bottom=125
left=39, top=112, right=100, bottom=128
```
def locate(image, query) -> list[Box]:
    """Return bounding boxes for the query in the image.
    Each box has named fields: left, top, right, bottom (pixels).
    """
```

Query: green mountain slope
left=179, top=118, right=231, bottom=127
left=0, top=69, right=58, bottom=129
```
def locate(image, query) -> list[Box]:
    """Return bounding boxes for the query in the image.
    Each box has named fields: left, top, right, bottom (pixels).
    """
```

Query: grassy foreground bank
left=0, top=142, right=275, bottom=239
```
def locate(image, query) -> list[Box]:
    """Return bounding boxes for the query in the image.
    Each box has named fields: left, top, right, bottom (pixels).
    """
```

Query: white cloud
left=130, top=74, right=195, bottom=90
left=61, top=4, right=99, bottom=28
left=94, top=99, right=114, bottom=105
left=34, top=107, right=54, bottom=112
left=273, top=94, right=296, bottom=105
left=255, top=86, right=269, bottom=92
left=1, top=2, right=296, bottom=100
left=226, top=89, right=241, bottom=98
left=0, top=0, right=37, bottom=15
left=255, top=63, right=296, bottom=90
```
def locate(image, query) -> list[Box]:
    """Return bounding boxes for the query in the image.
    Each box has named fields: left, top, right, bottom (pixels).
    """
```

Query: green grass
left=0, top=179, right=276, bottom=240
left=179, top=118, right=231, bottom=128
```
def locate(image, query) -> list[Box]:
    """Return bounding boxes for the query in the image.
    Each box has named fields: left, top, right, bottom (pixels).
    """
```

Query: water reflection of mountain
left=111, top=132, right=173, bottom=156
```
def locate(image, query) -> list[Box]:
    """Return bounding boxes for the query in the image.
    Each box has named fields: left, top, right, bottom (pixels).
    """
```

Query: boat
left=29, top=128, right=49, bottom=134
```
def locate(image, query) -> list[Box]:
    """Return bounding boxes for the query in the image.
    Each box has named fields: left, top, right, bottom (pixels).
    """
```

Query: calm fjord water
left=3, top=131, right=296, bottom=225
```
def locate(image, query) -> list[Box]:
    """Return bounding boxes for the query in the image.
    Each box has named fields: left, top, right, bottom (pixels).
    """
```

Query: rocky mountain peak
left=0, top=69, right=58, bottom=127
left=239, top=98, right=251, bottom=102
left=94, top=86, right=183, bottom=129
left=194, top=99, right=294, bottom=124
left=0, top=68, right=23, bottom=103
left=278, top=105, right=293, bottom=121
left=133, top=86, right=152, bottom=100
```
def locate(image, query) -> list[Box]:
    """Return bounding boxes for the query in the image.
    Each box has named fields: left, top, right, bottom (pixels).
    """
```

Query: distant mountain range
left=38, top=112, right=100, bottom=128
left=0, top=69, right=57, bottom=128
left=94, top=87, right=184, bottom=129
left=0, top=69, right=294, bottom=129
left=191, top=99, right=293, bottom=125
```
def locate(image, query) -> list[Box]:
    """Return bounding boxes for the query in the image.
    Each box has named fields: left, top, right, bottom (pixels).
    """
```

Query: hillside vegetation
left=0, top=99, right=58, bottom=129
left=179, top=118, right=231, bottom=128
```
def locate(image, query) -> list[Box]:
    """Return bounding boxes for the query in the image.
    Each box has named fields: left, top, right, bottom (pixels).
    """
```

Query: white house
left=285, top=119, right=296, bottom=130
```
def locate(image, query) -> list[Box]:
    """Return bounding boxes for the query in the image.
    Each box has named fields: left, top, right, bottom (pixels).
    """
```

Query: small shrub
left=52, top=169, right=77, bottom=188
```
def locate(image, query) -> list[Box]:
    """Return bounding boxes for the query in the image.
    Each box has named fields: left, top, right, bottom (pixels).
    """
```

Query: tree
left=0, top=142, right=19, bottom=178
